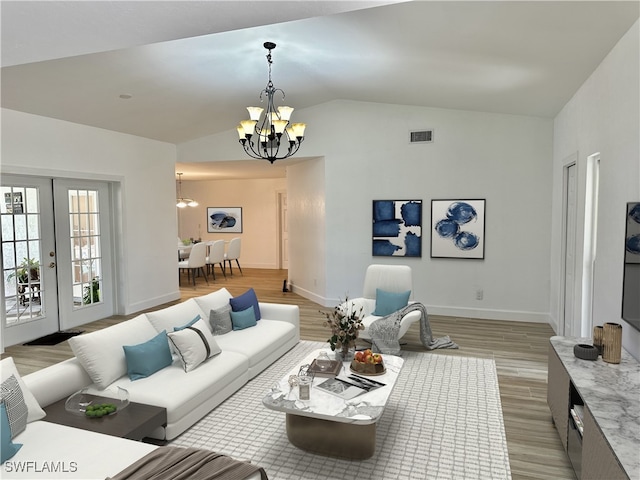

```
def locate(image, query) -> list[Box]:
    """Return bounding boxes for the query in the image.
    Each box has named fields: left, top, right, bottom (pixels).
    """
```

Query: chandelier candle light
left=176, top=173, right=198, bottom=208
left=237, top=42, right=306, bottom=164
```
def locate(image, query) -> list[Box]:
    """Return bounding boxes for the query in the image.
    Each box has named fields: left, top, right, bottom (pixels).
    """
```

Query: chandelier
left=176, top=173, right=198, bottom=208
left=237, top=42, right=306, bottom=164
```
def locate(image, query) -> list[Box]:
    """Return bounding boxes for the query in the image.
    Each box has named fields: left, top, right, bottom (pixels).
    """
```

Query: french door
left=1, top=175, right=114, bottom=347
left=1, top=176, right=58, bottom=346
left=53, top=179, right=114, bottom=329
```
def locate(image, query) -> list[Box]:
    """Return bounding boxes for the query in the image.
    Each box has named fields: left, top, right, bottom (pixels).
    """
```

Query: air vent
left=410, top=130, right=433, bottom=144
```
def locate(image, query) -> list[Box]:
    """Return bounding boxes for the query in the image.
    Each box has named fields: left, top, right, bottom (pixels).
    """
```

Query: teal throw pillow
left=229, top=288, right=261, bottom=320
left=123, top=331, right=173, bottom=381
left=230, top=306, right=257, bottom=330
left=174, top=314, right=201, bottom=331
left=372, top=288, right=411, bottom=316
left=1, top=402, right=22, bottom=463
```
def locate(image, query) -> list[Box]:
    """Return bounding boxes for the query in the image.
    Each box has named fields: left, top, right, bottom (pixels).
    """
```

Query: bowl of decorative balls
left=65, top=386, right=129, bottom=417
left=350, top=349, right=386, bottom=375
left=84, top=403, right=118, bottom=418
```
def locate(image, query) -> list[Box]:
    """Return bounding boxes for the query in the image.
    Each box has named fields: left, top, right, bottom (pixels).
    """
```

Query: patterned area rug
left=171, top=341, right=512, bottom=480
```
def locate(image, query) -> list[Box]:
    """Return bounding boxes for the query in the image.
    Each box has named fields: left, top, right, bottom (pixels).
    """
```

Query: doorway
left=560, top=153, right=600, bottom=337
left=581, top=153, right=600, bottom=337
left=562, top=160, right=578, bottom=335
left=1, top=175, right=115, bottom=347
left=277, top=191, right=289, bottom=269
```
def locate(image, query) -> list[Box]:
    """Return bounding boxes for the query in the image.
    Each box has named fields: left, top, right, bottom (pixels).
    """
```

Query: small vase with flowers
left=321, top=298, right=364, bottom=362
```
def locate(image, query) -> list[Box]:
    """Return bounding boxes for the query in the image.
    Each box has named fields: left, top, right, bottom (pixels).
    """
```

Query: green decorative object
left=85, top=403, right=117, bottom=418
left=7, top=257, right=40, bottom=283
left=83, top=277, right=100, bottom=304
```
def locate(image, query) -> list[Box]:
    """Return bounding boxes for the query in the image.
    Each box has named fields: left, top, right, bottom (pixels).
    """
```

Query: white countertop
left=550, top=336, right=640, bottom=479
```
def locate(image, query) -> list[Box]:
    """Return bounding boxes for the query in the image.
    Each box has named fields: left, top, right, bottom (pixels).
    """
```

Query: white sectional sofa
left=1, top=287, right=299, bottom=479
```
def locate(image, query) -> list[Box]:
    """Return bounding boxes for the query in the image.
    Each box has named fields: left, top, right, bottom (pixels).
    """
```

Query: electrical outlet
left=476, top=288, right=483, bottom=300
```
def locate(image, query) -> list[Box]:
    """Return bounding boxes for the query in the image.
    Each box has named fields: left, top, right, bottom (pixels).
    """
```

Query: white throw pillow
left=68, top=314, right=158, bottom=389
left=0, top=357, right=46, bottom=423
left=146, top=299, right=207, bottom=334
left=167, top=319, right=222, bottom=372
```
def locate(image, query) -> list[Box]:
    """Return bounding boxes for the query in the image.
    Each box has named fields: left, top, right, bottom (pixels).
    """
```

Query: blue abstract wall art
left=207, top=207, right=243, bottom=233
left=431, top=199, right=485, bottom=259
left=372, top=200, right=422, bottom=257
left=625, top=202, right=640, bottom=264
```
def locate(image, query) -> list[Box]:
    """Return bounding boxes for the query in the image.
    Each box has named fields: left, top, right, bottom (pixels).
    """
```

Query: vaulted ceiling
left=2, top=1, right=638, bottom=178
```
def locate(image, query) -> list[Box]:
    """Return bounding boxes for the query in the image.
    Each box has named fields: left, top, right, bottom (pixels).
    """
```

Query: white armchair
left=343, top=264, right=422, bottom=345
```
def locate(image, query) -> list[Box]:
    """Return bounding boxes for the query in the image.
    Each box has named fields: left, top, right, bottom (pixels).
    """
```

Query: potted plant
left=8, top=257, right=40, bottom=283
left=83, top=277, right=100, bottom=304
left=321, top=298, right=364, bottom=361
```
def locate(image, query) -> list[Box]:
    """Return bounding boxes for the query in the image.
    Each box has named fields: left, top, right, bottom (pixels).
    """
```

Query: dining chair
left=206, top=240, right=227, bottom=281
left=178, top=241, right=208, bottom=287
left=224, top=237, right=243, bottom=275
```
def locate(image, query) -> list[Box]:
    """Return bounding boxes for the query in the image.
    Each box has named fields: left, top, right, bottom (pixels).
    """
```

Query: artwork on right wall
left=431, top=199, right=485, bottom=259
left=625, top=202, right=640, bottom=263
left=622, top=202, right=640, bottom=330
left=372, top=199, right=422, bottom=257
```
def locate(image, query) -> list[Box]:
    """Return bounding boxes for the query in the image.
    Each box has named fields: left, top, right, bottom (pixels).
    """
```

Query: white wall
left=287, top=157, right=326, bottom=304
left=552, top=20, right=640, bottom=359
left=180, top=101, right=555, bottom=322
left=176, top=177, right=286, bottom=269
left=0, top=108, right=180, bottom=317
left=310, top=101, right=554, bottom=322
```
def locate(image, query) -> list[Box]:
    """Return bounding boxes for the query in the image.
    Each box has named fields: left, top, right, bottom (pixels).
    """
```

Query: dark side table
left=43, top=394, right=167, bottom=444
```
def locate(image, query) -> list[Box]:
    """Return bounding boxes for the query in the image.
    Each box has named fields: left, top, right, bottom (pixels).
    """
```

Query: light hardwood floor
left=2, top=268, right=575, bottom=480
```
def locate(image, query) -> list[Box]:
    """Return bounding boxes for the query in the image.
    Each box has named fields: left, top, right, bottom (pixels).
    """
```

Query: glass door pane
left=2, top=186, right=43, bottom=324
left=68, top=189, right=102, bottom=308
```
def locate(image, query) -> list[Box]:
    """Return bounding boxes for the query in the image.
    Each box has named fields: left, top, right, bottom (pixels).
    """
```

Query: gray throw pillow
left=209, top=304, right=233, bottom=335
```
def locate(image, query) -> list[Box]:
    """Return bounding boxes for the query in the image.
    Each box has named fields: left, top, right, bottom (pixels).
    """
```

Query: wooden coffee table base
left=286, top=413, right=376, bottom=459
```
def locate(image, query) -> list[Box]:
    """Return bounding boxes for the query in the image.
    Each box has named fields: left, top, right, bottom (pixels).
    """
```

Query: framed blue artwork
left=431, top=199, right=485, bottom=259
left=207, top=207, right=242, bottom=233
left=625, top=202, right=640, bottom=263
left=622, top=201, right=640, bottom=329
left=372, top=200, right=422, bottom=257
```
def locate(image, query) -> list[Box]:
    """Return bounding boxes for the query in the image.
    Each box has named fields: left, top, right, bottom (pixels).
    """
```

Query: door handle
left=49, top=262, right=56, bottom=268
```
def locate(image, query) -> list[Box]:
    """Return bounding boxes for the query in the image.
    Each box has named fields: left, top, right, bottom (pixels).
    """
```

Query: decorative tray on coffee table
left=350, top=360, right=386, bottom=376
left=309, top=359, right=342, bottom=377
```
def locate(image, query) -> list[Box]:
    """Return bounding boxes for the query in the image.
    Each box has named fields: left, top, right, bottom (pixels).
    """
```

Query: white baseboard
left=294, top=289, right=551, bottom=324
left=426, top=305, right=550, bottom=324
left=547, top=315, right=560, bottom=333
left=125, top=291, right=181, bottom=315
left=233, top=262, right=280, bottom=269
left=290, top=285, right=328, bottom=307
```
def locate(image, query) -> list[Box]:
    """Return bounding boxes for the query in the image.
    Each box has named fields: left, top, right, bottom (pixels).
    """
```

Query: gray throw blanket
left=107, top=446, right=268, bottom=480
left=369, top=302, right=458, bottom=354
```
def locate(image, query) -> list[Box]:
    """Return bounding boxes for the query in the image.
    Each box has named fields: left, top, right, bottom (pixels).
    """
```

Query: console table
left=547, top=336, right=640, bottom=480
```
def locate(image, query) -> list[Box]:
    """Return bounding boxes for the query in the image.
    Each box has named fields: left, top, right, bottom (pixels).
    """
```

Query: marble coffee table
left=262, top=348, right=404, bottom=459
